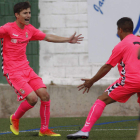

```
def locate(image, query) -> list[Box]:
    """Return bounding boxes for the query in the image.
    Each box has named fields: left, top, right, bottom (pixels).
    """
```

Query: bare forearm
left=91, top=64, right=113, bottom=83
left=44, top=34, right=69, bottom=43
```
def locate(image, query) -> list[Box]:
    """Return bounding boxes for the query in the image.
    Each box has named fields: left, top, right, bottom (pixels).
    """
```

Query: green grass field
left=0, top=116, right=138, bottom=140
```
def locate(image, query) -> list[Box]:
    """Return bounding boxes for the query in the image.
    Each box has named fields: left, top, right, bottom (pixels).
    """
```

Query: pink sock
left=12, top=100, right=34, bottom=119
left=40, top=100, right=50, bottom=131
left=81, top=99, right=106, bottom=132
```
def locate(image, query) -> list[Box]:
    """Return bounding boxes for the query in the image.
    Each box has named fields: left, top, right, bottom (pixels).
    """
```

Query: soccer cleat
left=67, top=130, right=89, bottom=139
left=39, top=129, right=61, bottom=136
left=10, top=114, right=19, bottom=135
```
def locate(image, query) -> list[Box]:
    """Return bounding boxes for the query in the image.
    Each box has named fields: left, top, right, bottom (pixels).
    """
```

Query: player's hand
left=69, top=32, right=84, bottom=44
left=77, top=79, right=94, bottom=94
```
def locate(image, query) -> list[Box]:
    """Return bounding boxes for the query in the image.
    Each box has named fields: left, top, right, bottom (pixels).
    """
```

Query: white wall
left=38, top=0, right=119, bottom=85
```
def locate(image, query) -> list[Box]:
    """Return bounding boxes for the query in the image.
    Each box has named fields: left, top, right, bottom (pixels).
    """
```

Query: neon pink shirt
left=0, top=22, right=46, bottom=74
left=106, top=34, right=140, bottom=86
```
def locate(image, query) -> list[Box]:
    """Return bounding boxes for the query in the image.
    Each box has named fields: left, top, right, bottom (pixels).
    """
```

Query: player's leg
left=67, top=80, right=134, bottom=139
left=35, top=88, right=61, bottom=136
left=81, top=91, right=115, bottom=132
left=28, top=69, right=60, bottom=136
left=67, top=91, right=115, bottom=139
left=5, top=72, right=37, bottom=135
left=10, top=91, right=37, bottom=135
left=35, top=88, right=50, bottom=133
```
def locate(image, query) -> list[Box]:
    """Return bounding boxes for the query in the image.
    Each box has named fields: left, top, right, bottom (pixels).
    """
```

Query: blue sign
left=133, top=15, right=140, bottom=35
left=93, top=0, right=105, bottom=15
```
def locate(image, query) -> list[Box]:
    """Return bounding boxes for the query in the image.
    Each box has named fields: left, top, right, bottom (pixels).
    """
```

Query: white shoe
left=67, top=130, right=89, bottom=139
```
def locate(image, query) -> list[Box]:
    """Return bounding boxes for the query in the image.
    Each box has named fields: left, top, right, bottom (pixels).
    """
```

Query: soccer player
left=67, top=17, right=140, bottom=139
left=0, top=2, right=83, bottom=136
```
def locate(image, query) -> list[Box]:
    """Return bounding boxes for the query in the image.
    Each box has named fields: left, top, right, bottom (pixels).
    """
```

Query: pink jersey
left=106, top=34, right=140, bottom=87
left=0, top=21, right=46, bottom=75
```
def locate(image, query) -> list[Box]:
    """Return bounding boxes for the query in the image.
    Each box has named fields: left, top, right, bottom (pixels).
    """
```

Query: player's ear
left=120, top=28, right=123, bottom=33
left=15, top=13, right=19, bottom=19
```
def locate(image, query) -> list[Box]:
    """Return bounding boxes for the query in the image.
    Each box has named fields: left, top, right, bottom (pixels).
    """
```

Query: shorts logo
left=25, top=32, right=28, bottom=38
left=11, top=39, right=17, bottom=43
left=20, top=89, right=25, bottom=94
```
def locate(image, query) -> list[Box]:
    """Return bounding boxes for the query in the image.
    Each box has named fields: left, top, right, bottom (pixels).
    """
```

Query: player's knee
left=97, top=92, right=108, bottom=102
left=40, top=91, right=50, bottom=101
left=27, top=95, right=38, bottom=106
left=97, top=95, right=105, bottom=101
left=97, top=91, right=108, bottom=100
left=36, top=88, right=50, bottom=101
left=97, top=92, right=116, bottom=105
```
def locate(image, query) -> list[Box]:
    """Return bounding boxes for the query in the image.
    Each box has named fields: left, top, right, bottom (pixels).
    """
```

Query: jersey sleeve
left=30, top=25, right=46, bottom=41
left=106, top=42, right=124, bottom=67
left=0, top=23, right=10, bottom=38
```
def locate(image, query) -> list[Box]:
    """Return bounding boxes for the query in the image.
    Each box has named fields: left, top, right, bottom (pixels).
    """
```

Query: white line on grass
left=0, top=129, right=137, bottom=134
left=54, top=129, right=137, bottom=131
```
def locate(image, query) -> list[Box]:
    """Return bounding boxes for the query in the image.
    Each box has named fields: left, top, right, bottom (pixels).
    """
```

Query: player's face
left=16, top=8, right=31, bottom=25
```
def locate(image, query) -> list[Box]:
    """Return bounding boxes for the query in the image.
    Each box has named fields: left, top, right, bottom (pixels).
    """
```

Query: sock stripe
left=88, top=105, right=96, bottom=121
left=40, top=100, right=50, bottom=130
left=44, top=105, right=46, bottom=126
left=82, top=99, right=106, bottom=132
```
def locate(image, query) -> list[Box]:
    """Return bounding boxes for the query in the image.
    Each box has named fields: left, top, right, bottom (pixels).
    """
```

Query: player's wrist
left=90, top=78, right=94, bottom=84
left=68, top=37, right=72, bottom=43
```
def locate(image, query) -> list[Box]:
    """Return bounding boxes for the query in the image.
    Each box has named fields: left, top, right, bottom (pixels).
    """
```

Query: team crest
left=25, top=32, right=28, bottom=38
left=20, top=89, right=25, bottom=94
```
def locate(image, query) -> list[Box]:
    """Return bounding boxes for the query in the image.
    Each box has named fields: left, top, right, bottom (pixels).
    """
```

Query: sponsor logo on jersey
left=18, top=40, right=29, bottom=43
left=11, top=39, right=17, bottom=43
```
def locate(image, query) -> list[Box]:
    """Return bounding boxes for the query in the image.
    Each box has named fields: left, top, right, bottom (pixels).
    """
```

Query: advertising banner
left=87, top=0, right=140, bottom=63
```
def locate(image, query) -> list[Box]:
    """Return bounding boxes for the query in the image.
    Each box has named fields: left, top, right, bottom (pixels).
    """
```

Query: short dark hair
left=117, top=17, right=133, bottom=32
left=14, top=1, right=31, bottom=14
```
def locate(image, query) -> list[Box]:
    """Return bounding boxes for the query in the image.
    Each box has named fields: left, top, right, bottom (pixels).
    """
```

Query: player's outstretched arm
left=78, top=64, right=113, bottom=94
left=44, top=32, right=84, bottom=43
